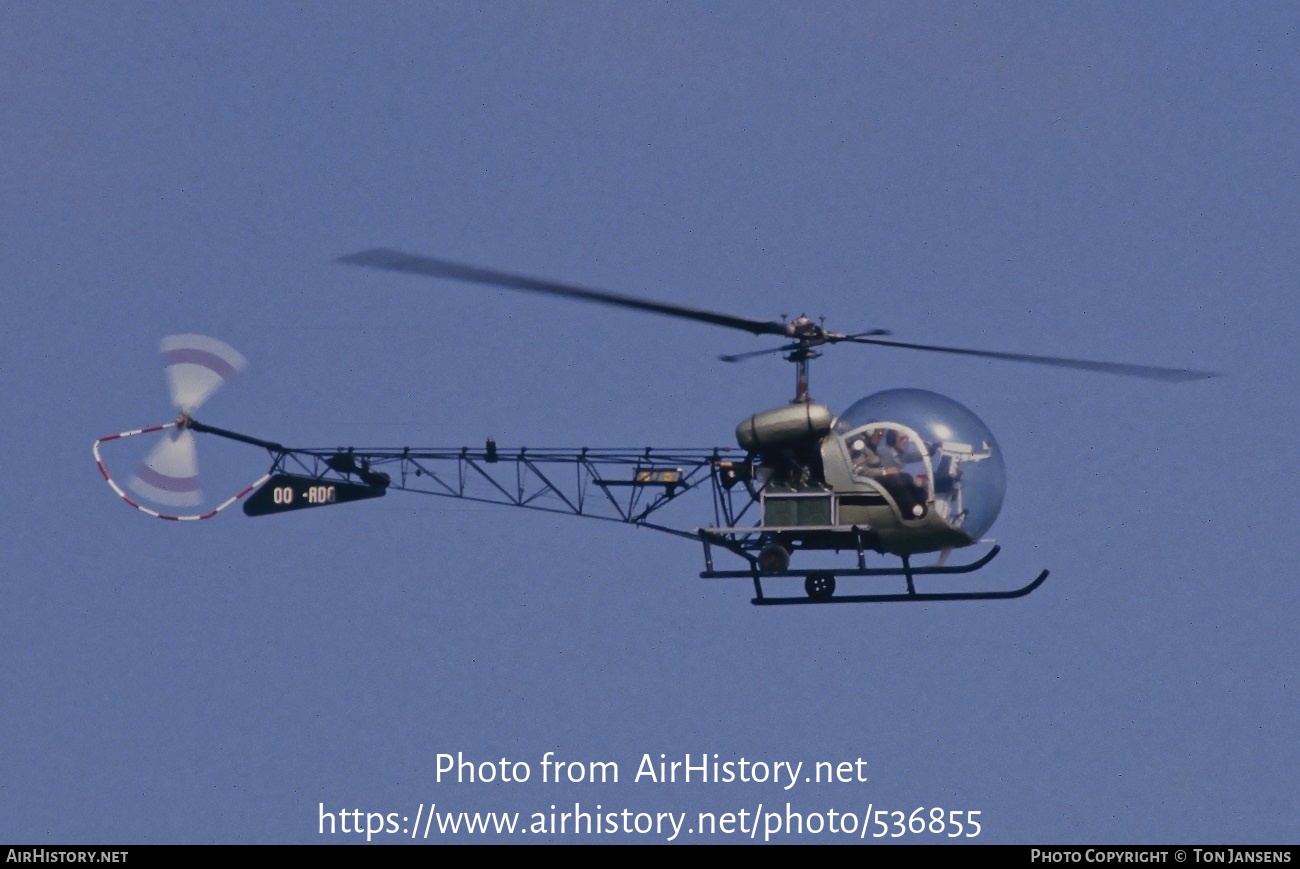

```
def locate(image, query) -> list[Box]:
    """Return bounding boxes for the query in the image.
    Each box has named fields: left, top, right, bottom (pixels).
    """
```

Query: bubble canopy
left=837, top=388, right=1005, bottom=539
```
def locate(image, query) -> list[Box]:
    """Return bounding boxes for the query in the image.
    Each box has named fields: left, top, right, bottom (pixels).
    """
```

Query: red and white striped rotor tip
left=161, top=334, right=247, bottom=415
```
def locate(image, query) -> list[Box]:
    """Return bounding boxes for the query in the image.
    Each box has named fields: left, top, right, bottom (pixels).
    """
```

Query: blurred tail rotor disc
left=95, top=335, right=267, bottom=521
left=129, top=428, right=202, bottom=507
left=161, top=334, right=247, bottom=415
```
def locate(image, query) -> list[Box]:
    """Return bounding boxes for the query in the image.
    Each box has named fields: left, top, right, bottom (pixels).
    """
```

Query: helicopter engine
left=735, top=403, right=833, bottom=451
left=735, top=403, right=835, bottom=490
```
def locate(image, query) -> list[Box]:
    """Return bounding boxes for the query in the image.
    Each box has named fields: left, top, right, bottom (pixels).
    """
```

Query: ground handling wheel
left=804, top=572, right=836, bottom=601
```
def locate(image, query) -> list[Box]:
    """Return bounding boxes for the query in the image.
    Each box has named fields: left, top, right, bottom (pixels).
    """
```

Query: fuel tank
left=735, top=402, right=834, bottom=451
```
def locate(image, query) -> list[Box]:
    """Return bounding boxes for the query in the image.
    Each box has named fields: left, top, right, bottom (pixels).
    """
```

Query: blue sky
left=3, top=2, right=1296, bottom=843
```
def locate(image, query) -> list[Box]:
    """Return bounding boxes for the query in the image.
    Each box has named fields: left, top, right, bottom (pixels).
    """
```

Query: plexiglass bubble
left=837, top=388, right=1005, bottom=539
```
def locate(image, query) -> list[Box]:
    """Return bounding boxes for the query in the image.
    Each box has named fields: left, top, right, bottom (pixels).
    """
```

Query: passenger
left=848, top=428, right=886, bottom=478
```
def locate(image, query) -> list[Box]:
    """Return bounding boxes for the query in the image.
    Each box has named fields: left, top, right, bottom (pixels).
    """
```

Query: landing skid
left=698, top=543, right=1050, bottom=605
left=749, top=569, right=1049, bottom=606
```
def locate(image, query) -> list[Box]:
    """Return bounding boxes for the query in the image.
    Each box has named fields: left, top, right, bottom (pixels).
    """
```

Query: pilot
left=866, top=429, right=927, bottom=519
left=877, top=430, right=920, bottom=471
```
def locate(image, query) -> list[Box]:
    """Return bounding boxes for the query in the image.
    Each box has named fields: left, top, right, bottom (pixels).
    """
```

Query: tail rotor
left=96, top=335, right=268, bottom=521
left=160, top=333, right=247, bottom=416
left=130, top=427, right=202, bottom=507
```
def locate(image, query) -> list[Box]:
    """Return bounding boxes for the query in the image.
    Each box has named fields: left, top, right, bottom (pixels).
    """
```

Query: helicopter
left=93, top=250, right=1216, bottom=605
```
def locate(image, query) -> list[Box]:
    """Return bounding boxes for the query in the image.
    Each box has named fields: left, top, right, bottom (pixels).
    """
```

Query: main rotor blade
left=828, top=329, right=892, bottom=342
left=843, top=335, right=1217, bottom=381
left=338, top=248, right=790, bottom=337
left=719, top=343, right=800, bottom=363
left=720, top=327, right=895, bottom=362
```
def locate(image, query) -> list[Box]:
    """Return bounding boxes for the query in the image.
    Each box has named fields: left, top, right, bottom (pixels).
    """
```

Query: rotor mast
left=783, top=316, right=825, bottom=404
left=790, top=348, right=816, bottom=403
